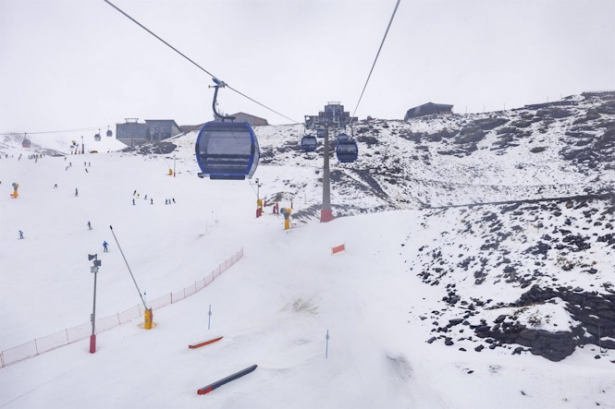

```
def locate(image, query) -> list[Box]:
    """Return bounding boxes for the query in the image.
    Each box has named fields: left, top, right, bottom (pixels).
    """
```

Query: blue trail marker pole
left=208, top=304, right=212, bottom=330
left=325, top=330, right=330, bottom=359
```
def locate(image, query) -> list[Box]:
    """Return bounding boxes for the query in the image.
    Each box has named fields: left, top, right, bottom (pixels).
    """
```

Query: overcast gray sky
left=1, top=0, right=614, bottom=136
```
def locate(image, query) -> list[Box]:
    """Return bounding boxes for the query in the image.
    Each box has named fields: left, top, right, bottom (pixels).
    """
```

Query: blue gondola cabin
left=336, top=134, right=358, bottom=163
left=301, top=135, right=317, bottom=152
left=195, top=121, right=259, bottom=180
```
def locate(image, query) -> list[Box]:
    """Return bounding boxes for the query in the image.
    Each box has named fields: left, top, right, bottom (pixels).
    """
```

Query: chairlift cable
left=29, top=127, right=100, bottom=135
left=103, top=0, right=300, bottom=124
left=226, top=85, right=300, bottom=124
left=103, top=0, right=217, bottom=78
left=351, top=0, right=401, bottom=119
left=0, top=126, right=102, bottom=136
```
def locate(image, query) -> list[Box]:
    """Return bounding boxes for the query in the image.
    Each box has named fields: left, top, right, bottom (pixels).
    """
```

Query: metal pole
left=208, top=304, right=212, bottom=330
left=173, top=155, right=176, bottom=178
left=90, top=268, right=98, bottom=353
left=92, top=270, right=97, bottom=335
left=109, top=225, right=148, bottom=309
left=325, top=329, right=329, bottom=358
left=321, top=124, right=333, bottom=222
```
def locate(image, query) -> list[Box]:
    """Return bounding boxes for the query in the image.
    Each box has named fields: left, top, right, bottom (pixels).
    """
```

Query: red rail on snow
left=188, top=336, right=223, bottom=349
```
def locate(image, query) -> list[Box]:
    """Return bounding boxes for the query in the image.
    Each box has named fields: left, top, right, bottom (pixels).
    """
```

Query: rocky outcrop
left=470, top=285, right=615, bottom=361
left=413, top=195, right=615, bottom=361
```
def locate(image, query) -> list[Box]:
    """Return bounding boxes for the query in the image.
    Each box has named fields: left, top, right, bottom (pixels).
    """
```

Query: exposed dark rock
left=494, top=315, right=508, bottom=324
left=530, top=146, right=547, bottom=153
left=512, top=346, right=525, bottom=355
left=537, top=107, right=573, bottom=119
left=471, top=117, right=509, bottom=130
left=455, top=128, right=485, bottom=144
left=511, top=120, right=532, bottom=128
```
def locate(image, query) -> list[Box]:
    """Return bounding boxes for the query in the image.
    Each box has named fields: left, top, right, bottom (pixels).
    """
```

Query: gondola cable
left=103, top=0, right=216, bottom=78
left=103, top=0, right=300, bottom=124
left=0, top=126, right=102, bottom=136
left=351, top=0, right=401, bottom=119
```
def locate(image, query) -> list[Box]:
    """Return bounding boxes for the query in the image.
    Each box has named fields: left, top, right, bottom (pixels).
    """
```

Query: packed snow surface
left=1, top=98, right=614, bottom=408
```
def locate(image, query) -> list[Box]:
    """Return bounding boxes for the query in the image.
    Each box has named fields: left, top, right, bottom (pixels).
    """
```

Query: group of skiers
left=65, top=161, right=93, bottom=173
left=13, top=156, right=111, bottom=251
left=18, top=223, right=109, bottom=253
left=86, top=222, right=109, bottom=252
left=131, top=189, right=176, bottom=206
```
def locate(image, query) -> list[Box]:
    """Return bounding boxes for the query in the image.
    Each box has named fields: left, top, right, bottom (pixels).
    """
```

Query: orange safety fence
left=185, top=282, right=197, bottom=298
left=149, top=293, right=172, bottom=310
left=172, top=289, right=186, bottom=303
left=0, top=248, right=244, bottom=369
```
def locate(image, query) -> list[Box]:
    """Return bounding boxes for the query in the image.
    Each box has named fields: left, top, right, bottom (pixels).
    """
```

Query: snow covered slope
left=0, top=92, right=613, bottom=408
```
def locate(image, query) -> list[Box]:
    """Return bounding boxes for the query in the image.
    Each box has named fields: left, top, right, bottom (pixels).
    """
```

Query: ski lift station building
left=404, top=102, right=453, bottom=120
left=116, top=119, right=182, bottom=146
left=305, top=102, right=357, bottom=131
left=214, top=112, right=269, bottom=127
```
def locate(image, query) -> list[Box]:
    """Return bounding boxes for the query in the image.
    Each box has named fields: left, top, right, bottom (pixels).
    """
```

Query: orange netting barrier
left=0, top=248, right=244, bottom=368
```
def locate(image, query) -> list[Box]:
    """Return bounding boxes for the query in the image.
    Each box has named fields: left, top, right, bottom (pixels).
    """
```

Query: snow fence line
left=0, top=248, right=244, bottom=369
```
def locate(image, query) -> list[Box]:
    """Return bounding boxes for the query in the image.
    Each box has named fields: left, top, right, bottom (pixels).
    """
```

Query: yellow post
left=168, top=169, right=173, bottom=176
left=283, top=208, right=292, bottom=230
left=144, top=308, right=153, bottom=330
left=257, top=198, right=263, bottom=217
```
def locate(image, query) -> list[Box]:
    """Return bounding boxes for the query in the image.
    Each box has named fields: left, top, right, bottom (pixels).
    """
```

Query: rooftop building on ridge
left=404, top=102, right=453, bottom=120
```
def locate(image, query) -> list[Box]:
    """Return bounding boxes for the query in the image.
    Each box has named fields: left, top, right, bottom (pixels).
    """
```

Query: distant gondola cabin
left=335, top=133, right=358, bottom=162
left=301, top=135, right=317, bottom=152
